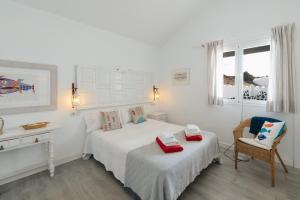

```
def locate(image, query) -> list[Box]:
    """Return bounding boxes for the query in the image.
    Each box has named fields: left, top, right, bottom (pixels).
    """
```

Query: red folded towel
left=156, top=137, right=183, bottom=153
left=185, top=134, right=203, bottom=141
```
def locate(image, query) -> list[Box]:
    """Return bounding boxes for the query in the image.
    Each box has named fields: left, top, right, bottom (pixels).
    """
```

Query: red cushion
left=185, top=134, right=203, bottom=141
left=156, top=137, right=183, bottom=153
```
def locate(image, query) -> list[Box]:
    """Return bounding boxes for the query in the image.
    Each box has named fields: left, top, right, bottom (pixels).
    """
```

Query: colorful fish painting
left=0, top=76, right=35, bottom=95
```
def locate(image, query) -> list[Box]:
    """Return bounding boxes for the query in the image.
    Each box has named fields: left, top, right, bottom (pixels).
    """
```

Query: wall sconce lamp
left=72, top=82, right=80, bottom=110
left=153, top=85, right=159, bottom=101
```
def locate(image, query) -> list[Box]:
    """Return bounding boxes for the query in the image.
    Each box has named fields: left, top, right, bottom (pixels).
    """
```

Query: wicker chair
left=233, top=118, right=288, bottom=187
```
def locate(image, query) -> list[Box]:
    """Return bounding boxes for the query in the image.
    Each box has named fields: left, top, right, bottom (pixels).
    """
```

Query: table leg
left=48, top=138, right=54, bottom=177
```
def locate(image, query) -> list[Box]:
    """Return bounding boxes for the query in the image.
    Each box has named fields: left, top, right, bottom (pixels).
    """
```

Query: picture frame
left=172, top=68, right=190, bottom=85
left=0, top=59, right=57, bottom=115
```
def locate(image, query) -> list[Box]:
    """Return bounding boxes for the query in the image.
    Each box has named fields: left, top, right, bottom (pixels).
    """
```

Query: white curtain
left=207, top=40, right=224, bottom=105
left=267, top=24, right=297, bottom=113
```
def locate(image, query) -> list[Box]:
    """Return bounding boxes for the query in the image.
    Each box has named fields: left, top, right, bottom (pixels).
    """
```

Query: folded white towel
left=186, top=124, right=201, bottom=136
left=187, top=129, right=200, bottom=134
left=185, top=128, right=201, bottom=137
left=159, top=132, right=179, bottom=146
left=160, top=132, right=174, bottom=139
left=186, top=124, right=200, bottom=132
left=162, top=138, right=177, bottom=144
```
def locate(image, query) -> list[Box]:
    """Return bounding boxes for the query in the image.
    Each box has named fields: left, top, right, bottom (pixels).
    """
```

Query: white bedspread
left=83, top=119, right=184, bottom=183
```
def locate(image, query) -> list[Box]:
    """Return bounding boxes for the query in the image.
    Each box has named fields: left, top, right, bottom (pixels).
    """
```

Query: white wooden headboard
left=76, top=65, right=154, bottom=109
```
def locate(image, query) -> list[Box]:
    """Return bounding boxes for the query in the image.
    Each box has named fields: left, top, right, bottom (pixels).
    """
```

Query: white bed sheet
left=83, top=119, right=184, bottom=183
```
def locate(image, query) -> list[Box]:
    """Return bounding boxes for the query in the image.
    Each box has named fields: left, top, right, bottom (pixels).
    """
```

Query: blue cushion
left=136, top=116, right=146, bottom=124
left=249, top=116, right=282, bottom=135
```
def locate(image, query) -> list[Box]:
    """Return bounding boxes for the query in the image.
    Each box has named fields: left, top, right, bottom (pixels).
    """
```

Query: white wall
left=159, top=0, right=300, bottom=168
left=0, top=0, right=159, bottom=180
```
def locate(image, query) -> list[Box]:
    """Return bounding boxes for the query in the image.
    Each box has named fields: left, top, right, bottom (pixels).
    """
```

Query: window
left=243, top=45, right=270, bottom=101
left=223, top=51, right=237, bottom=100
left=222, top=40, right=271, bottom=104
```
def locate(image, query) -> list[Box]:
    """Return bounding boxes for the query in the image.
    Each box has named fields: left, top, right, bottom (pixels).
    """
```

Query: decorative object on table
left=233, top=117, right=288, bottom=187
left=147, top=111, right=167, bottom=122
left=172, top=68, right=190, bottom=85
left=0, top=117, right=4, bottom=135
left=21, top=122, right=49, bottom=130
left=153, top=85, right=159, bottom=101
left=0, top=59, right=57, bottom=115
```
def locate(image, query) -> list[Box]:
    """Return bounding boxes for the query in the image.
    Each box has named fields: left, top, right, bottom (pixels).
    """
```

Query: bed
left=83, top=119, right=220, bottom=200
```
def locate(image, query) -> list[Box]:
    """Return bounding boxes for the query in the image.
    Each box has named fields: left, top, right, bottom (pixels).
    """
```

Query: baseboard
left=0, top=153, right=82, bottom=186
left=218, top=141, right=294, bottom=168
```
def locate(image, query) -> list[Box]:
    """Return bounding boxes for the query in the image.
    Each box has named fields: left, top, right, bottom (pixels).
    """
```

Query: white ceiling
left=12, top=0, right=206, bottom=46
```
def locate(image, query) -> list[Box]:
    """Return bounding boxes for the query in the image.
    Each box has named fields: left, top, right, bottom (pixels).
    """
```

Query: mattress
left=83, top=119, right=220, bottom=200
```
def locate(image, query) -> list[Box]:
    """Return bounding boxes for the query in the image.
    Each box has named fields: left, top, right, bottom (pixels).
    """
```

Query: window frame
left=223, top=37, right=271, bottom=106
left=223, top=43, right=239, bottom=105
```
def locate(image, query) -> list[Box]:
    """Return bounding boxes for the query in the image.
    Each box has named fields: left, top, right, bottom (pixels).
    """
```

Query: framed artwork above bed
left=0, top=59, right=57, bottom=115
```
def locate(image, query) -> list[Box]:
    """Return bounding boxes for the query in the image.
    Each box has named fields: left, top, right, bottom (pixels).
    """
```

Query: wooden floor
left=0, top=150, right=300, bottom=200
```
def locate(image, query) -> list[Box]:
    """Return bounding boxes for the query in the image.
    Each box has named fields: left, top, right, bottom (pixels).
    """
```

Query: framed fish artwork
left=0, top=59, right=57, bottom=115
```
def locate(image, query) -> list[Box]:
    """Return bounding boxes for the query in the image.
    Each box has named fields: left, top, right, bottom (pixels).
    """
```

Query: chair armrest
left=272, top=127, right=287, bottom=149
left=233, top=118, right=251, bottom=141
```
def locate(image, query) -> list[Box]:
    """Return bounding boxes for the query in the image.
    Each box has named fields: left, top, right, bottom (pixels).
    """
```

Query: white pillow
left=120, top=108, right=132, bottom=124
left=83, top=111, right=101, bottom=133
left=254, top=121, right=285, bottom=149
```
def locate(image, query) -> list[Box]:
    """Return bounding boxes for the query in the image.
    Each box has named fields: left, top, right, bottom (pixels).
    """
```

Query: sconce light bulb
left=153, top=85, right=159, bottom=101
left=72, top=93, right=81, bottom=108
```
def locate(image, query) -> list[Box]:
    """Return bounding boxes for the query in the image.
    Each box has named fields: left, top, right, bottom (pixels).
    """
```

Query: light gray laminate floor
left=0, top=150, right=299, bottom=200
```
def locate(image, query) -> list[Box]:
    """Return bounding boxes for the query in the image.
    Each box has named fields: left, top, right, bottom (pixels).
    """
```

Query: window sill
left=223, top=99, right=238, bottom=105
left=224, top=99, right=267, bottom=107
left=243, top=100, right=267, bottom=107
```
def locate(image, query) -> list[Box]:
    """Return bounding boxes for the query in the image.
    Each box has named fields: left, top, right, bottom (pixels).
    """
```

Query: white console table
left=0, top=123, right=60, bottom=177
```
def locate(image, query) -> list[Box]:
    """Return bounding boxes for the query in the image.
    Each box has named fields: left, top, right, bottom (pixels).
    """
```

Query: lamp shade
left=71, top=82, right=80, bottom=108
left=153, top=85, right=159, bottom=101
left=72, top=92, right=81, bottom=108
